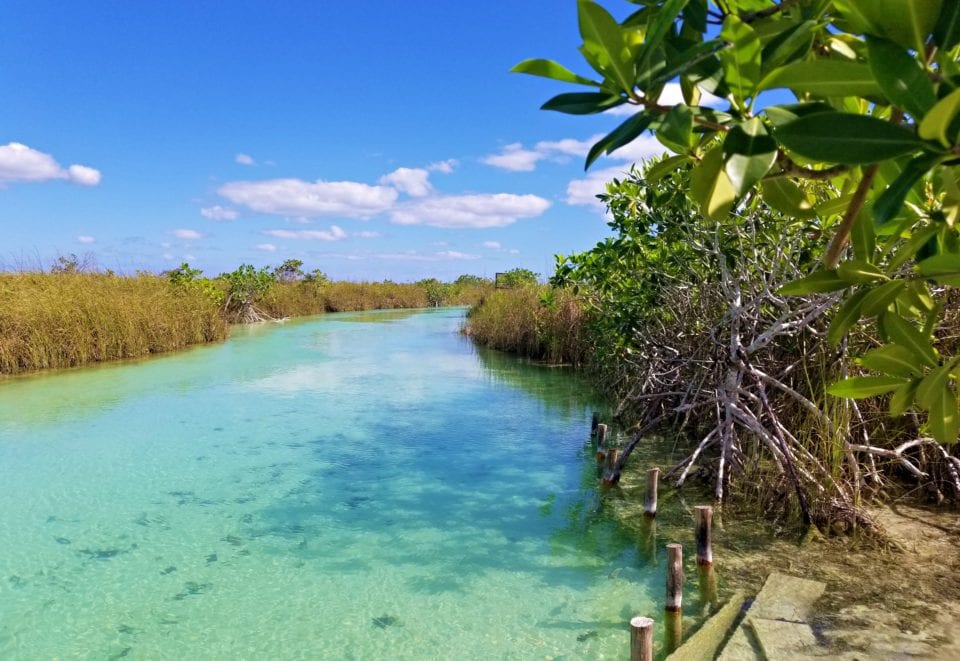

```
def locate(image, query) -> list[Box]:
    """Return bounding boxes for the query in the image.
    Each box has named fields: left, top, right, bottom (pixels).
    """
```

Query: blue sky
left=0, top=0, right=674, bottom=281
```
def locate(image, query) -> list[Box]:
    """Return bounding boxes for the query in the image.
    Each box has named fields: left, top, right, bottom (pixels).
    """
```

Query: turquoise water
left=0, top=309, right=667, bottom=659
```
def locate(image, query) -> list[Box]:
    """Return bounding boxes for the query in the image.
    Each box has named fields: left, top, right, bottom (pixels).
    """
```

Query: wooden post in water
left=591, top=411, right=600, bottom=436
left=629, top=616, right=654, bottom=661
left=664, top=609, right=683, bottom=654
left=596, top=423, right=608, bottom=461
left=666, top=543, right=684, bottom=612
left=643, top=467, right=660, bottom=518
left=697, top=564, right=719, bottom=614
left=601, top=448, right=619, bottom=486
left=694, top=505, right=713, bottom=566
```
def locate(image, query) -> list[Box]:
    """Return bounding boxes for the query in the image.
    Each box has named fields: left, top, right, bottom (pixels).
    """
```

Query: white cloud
left=535, top=137, right=594, bottom=157
left=428, top=159, right=458, bottom=174
left=235, top=153, right=255, bottom=165
left=508, top=249, right=520, bottom=254
left=263, top=225, right=347, bottom=241
left=565, top=166, right=630, bottom=209
left=160, top=242, right=172, bottom=248
left=482, top=241, right=501, bottom=250
left=480, top=136, right=596, bottom=172
left=355, top=230, right=381, bottom=238
left=173, top=228, right=204, bottom=240
left=608, top=133, right=671, bottom=163
left=604, top=82, right=724, bottom=117
left=391, top=193, right=550, bottom=229
left=218, top=178, right=398, bottom=218
left=200, top=205, right=239, bottom=221
left=379, top=167, right=433, bottom=197
left=66, top=164, right=101, bottom=186
left=375, top=250, right=479, bottom=261
left=0, top=142, right=101, bottom=187
left=76, top=235, right=96, bottom=244
left=565, top=135, right=667, bottom=210
left=436, top=250, right=480, bottom=260
left=480, top=143, right=542, bottom=172
left=256, top=243, right=277, bottom=252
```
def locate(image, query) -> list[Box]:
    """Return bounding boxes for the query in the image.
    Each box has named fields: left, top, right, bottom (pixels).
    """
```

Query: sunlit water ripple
left=0, top=308, right=664, bottom=659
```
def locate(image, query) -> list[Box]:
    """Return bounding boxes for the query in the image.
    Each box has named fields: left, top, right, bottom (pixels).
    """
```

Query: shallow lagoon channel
left=0, top=308, right=693, bottom=659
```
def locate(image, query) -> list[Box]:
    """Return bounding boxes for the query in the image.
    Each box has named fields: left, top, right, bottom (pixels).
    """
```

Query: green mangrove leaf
left=761, top=178, right=816, bottom=219
left=887, top=224, right=940, bottom=271
left=860, top=344, right=924, bottom=377
left=884, top=312, right=938, bottom=368
left=636, top=0, right=691, bottom=84
left=644, top=154, right=690, bottom=183
left=828, top=289, right=869, bottom=346
left=852, top=209, right=876, bottom=261
left=934, top=0, right=960, bottom=49
left=828, top=375, right=910, bottom=399
left=919, top=88, right=960, bottom=148
left=578, top=0, right=634, bottom=93
left=656, top=104, right=696, bottom=154
left=928, top=382, right=960, bottom=444
left=774, top=113, right=926, bottom=165
left=837, top=259, right=887, bottom=285
left=719, top=14, right=761, bottom=107
left=541, top=92, right=625, bottom=115
left=873, top=153, right=943, bottom=228
left=760, top=60, right=882, bottom=99
left=761, top=19, right=817, bottom=75
left=585, top=110, right=656, bottom=169
left=889, top=380, right=919, bottom=416
left=510, top=59, right=602, bottom=86
left=723, top=117, right=777, bottom=196
left=916, top=252, right=960, bottom=286
left=778, top=269, right=847, bottom=295
left=690, top=147, right=736, bottom=220
left=917, top=359, right=960, bottom=408
left=816, top=193, right=855, bottom=219
left=866, top=37, right=937, bottom=119
left=860, top=280, right=908, bottom=317
left=764, top=102, right=835, bottom=128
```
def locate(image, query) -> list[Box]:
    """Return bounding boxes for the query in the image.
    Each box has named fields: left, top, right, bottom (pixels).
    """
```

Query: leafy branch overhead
left=514, top=0, right=960, bottom=443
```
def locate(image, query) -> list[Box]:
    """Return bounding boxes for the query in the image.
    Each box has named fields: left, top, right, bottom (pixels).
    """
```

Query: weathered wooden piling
left=629, top=616, right=654, bottom=661
left=643, top=467, right=660, bottom=518
left=596, top=423, right=608, bottom=461
left=591, top=412, right=600, bottom=436
left=666, top=543, right=684, bottom=612
left=664, top=609, right=683, bottom=654
left=697, top=564, right=719, bottom=613
left=601, top=448, right=619, bottom=486
left=694, top=505, right=713, bottom=566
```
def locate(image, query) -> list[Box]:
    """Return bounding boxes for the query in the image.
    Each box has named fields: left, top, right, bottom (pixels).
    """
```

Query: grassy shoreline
left=0, top=272, right=489, bottom=375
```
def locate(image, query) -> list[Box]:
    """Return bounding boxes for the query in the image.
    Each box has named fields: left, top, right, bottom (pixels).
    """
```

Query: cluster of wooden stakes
left=591, top=413, right=717, bottom=661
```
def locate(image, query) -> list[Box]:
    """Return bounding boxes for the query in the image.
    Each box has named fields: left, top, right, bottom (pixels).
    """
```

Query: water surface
left=0, top=309, right=669, bottom=659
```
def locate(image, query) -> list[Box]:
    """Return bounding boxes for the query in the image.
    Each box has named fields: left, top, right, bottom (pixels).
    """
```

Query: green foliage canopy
left=516, top=0, right=960, bottom=443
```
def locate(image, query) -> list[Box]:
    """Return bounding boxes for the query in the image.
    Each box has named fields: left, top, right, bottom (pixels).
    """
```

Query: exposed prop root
left=599, top=217, right=959, bottom=528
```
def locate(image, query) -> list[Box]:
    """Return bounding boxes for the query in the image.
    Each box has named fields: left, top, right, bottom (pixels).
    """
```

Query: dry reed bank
left=0, top=272, right=226, bottom=374
left=0, top=272, right=491, bottom=375
left=465, top=287, right=589, bottom=366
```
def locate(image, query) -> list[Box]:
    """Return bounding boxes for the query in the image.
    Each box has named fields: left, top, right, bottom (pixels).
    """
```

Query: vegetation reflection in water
left=0, top=309, right=708, bottom=659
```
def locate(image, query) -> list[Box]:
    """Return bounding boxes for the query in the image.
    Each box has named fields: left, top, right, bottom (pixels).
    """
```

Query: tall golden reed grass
left=465, top=287, right=589, bottom=365
left=0, top=272, right=226, bottom=374
left=0, top=274, right=493, bottom=375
